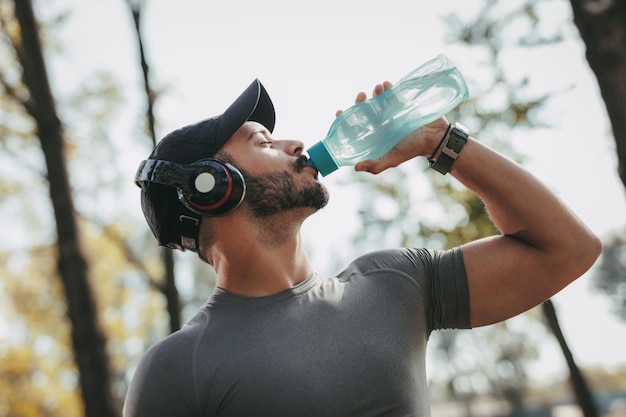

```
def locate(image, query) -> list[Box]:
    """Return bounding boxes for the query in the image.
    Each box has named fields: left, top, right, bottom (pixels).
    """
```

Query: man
left=125, top=79, right=601, bottom=416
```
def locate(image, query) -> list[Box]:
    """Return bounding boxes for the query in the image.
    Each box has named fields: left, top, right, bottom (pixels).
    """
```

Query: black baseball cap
left=137, top=79, right=275, bottom=252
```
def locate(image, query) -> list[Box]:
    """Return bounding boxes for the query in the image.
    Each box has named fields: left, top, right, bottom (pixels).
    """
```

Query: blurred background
left=1, top=0, right=625, bottom=416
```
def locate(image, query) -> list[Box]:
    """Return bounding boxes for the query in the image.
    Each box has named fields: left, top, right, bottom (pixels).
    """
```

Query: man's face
left=218, top=121, right=329, bottom=217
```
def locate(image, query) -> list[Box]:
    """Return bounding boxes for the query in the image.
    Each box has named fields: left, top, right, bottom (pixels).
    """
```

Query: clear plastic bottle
left=306, top=54, right=469, bottom=176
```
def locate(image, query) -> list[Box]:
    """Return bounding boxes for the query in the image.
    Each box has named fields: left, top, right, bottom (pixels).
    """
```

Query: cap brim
left=149, top=78, right=275, bottom=164
left=218, top=78, right=275, bottom=148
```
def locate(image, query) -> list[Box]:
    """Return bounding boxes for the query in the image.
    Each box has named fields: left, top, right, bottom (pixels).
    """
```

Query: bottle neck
left=306, top=140, right=339, bottom=177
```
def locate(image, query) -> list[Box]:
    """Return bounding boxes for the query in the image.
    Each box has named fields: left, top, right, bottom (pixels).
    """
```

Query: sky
left=43, top=0, right=626, bottom=380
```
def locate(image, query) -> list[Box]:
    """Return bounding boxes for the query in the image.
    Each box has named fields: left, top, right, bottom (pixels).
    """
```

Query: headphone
left=134, top=158, right=246, bottom=216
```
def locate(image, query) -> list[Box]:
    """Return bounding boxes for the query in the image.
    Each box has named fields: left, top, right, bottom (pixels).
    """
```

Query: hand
left=336, top=82, right=449, bottom=175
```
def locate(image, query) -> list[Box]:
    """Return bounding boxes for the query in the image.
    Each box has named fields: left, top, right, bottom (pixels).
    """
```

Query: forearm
left=449, top=138, right=582, bottom=247
left=361, top=118, right=598, bottom=254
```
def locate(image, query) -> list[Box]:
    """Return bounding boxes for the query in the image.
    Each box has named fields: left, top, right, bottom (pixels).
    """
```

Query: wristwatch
left=429, top=123, right=469, bottom=175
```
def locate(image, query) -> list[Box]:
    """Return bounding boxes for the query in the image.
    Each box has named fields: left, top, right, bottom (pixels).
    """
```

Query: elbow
left=538, top=229, right=602, bottom=298
left=591, top=232, right=603, bottom=256
left=568, top=229, right=603, bottom=280
left=586, top=232, right=603, bottom=268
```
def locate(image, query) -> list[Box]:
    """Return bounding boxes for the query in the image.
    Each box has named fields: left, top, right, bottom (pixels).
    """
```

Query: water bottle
left=306, top=54, right=469, bottom=176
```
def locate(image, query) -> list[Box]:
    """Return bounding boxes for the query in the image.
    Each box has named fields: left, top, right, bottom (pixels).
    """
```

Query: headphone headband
left=135, top=159, right=197, bottom=194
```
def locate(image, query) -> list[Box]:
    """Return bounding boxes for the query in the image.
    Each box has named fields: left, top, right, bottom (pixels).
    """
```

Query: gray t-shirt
left=124, top=247, right=470, bottom=417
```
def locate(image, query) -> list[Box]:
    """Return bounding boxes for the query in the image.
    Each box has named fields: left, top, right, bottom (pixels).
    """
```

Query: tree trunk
left=163, top=248, right=181, bottom=332
left=569, top=0, right=626, bottom=190
left=542, top=300, right=598, bottom=417
left=127, top=1, right=182, bottom=333
left=12, top=1, right=118, bottom=416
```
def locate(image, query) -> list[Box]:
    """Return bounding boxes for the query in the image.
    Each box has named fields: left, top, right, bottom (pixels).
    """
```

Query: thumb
left=355, top=147, right=405, bottom=174
left=354, top=160, right=381, bottom=174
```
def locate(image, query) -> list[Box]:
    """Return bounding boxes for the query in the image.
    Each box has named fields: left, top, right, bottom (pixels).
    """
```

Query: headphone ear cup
left=184, top=159, right=245, bottom=216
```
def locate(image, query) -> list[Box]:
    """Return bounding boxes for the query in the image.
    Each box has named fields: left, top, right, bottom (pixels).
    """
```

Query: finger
left=373, top=81, right=393, bottom=97
left=355, top=159, right=385, bottom=175
left=354, top=147, right=403, bottom=175
left=339, top=83, right=392, bottom=117
left=337, top=89, right=369, bottom=117
left=355, top=91, right=367, bottom=104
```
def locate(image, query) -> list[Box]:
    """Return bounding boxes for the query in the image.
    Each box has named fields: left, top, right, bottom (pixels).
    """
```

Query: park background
left=1, top=0, right=625, bottom=416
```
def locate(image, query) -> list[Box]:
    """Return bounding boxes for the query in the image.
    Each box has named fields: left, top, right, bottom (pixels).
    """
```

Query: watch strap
left=429, top=123, right=469, bottom=175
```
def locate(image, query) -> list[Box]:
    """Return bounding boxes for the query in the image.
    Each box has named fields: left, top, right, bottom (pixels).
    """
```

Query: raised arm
left=352, top=83, right=602, bottom=327
left=444, top=136, right=601, bottom=326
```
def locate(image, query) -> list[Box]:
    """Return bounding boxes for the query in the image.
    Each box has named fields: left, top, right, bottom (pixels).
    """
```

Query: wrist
left=428, top=123, right=452, bottom=160
left=428, top=122, right=469, bottom=175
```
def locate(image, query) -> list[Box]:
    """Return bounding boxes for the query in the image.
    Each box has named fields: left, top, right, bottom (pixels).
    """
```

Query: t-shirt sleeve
left=422, top=247, right=471, bottom=332
left=386, top=247, right=470, bottom=332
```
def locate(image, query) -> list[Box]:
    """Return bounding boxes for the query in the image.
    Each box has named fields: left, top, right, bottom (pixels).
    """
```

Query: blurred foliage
left=0, top=0, right=169, bottom=413
left=0, top=217, right=170, bottom=415
left=0, top=244, right=82, bottom=417
left=593, top=230, right=626, bottom=321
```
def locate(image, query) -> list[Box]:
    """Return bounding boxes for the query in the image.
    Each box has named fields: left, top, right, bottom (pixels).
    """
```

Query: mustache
left=294, top=155, right=308, bottom=173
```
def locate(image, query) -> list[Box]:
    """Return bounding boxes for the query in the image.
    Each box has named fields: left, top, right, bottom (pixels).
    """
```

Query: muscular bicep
left=462, top=234, right=570, bottom=328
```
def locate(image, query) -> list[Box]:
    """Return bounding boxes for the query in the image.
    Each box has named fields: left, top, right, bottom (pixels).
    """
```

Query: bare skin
left=201, top=124, right=316, bottom=297
left=201, top=81, right=602, bottom=328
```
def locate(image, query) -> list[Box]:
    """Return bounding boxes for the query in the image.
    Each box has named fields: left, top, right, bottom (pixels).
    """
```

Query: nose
left=281, top=139, right=304, bottom=156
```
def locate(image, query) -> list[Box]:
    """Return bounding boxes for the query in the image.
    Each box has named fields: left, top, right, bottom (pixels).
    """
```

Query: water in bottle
left=306, top=54, right=469, bottom=176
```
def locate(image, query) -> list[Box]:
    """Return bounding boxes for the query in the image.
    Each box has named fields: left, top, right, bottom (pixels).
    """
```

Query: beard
left=238, top=158, right=329, bottom=218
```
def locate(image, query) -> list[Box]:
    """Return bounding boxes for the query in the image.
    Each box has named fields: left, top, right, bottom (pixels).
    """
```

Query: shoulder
left=346, top=247, right=463, bottom=278
left=123, top=310, right=211, bottom=417
left=143, top=308, right=210, bottom=366
left=335, top=248, right=433, bottom=295
left=341, top=247, right=470, bottom=331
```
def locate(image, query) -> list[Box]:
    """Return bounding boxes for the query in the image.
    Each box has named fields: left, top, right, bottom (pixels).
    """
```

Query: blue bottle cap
left=306, top=141, right=339, bottom=177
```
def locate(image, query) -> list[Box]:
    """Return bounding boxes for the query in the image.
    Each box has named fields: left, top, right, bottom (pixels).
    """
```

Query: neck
left=207, top=209, right=314, bottom=297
